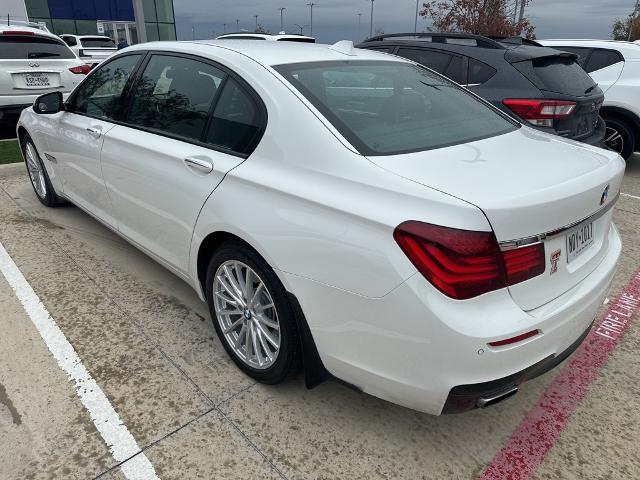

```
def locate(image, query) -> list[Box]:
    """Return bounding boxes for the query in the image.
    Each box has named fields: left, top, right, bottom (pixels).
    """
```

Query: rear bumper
left=442, top=320, right=592, bottom=413
left=577, top=115, right=606, bottom=147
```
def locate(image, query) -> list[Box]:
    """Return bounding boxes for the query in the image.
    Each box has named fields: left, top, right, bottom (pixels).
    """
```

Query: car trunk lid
left=367, top=128, right=625, bottom=310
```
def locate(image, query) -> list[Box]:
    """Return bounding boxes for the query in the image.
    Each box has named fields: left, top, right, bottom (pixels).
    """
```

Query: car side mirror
left=33, top=92, right=64, bottom=114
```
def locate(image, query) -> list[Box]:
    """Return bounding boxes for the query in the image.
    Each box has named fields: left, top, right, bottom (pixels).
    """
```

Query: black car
left=357, top=33, right=606, bottom=147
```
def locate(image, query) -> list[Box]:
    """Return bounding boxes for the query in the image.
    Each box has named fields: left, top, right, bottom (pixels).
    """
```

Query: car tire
left=603, top=116, right=635, bottom=160
left=205, top=241, right=301, bottom=384
left=21, top=134, right=64, bottom=207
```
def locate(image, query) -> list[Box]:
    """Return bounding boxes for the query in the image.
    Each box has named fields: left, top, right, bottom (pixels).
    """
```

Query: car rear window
left=80, top=37, right=117, bottom=48
left=0, top=35, right=75, bottom=59
left=274, top=60, right=518, bottom=156
left=514, top=56, right=596, bottom=96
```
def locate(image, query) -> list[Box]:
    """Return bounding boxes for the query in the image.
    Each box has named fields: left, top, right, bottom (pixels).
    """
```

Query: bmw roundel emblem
left=600, top=184, right=610, bottom=205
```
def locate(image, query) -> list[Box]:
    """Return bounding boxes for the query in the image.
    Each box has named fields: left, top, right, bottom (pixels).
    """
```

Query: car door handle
left=86, top=126, right=102, bottom=138
left=184, top=156, right=214, bottom=173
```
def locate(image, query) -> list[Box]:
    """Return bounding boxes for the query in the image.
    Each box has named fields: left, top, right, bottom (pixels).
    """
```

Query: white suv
left=539, top=39, right=640, bottom=160
left=0, top=25, right=88, bottom=126
left=60, top=35, right=117, bottom=67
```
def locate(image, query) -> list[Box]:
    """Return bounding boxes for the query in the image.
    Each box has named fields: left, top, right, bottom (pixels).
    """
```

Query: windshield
left=274, top=61, right=518, bottom=156
left=0, top=35, right=75, bottom=59
left=80, top=37, right=117, bottom=48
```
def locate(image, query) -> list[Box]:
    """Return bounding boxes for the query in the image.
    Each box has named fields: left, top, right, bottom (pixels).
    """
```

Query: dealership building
left=3, top=0, right=176, bottom=44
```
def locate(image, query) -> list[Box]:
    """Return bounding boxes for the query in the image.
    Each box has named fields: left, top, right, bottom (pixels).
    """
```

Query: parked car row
left=0, top=25, right=88, bottom=125
left=16, top=38, right=623, bottom=415
left=357, top=33, right=640, bottom=160
left=0, top=22, right=122, bottom=128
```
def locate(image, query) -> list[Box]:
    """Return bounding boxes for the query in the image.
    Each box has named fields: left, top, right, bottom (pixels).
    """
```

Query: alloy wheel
left=24, top=142, right=47, bottom=199
left=604, top=126, right=624, bottom=154
left=212, top=260, right=281, bottom=370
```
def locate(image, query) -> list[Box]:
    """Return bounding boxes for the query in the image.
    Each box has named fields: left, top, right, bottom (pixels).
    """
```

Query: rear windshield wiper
left=28, top=52, right=60, bottom=58
left=584, top=84, right=597, bottom=95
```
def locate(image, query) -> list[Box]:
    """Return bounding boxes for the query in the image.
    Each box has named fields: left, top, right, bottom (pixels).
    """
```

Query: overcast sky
left=174, top=0, right=637, bottom=43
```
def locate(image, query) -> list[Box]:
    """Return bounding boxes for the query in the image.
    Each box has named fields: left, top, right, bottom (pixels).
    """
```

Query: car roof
left=124, top=40, right=406, bottom=67
left=358, top=37, right=568, bottom=65
left=539, top=39, right=640, bottom=59
left=0, top=24, right=62, bottom=41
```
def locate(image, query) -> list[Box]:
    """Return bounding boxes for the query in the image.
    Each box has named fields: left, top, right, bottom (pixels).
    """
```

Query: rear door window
left=585, top=49, right=624, bottom=73
left=126, top=54, right=225, bottom=141
left=0, top=35, right=75, bottom=59
left=397, top=47, right=449, bottom=72
left=80, top=37, right=117, bottom=49
left=396, top=48, right=466, bottom=83
left=205, top=78, right=265, bottom=154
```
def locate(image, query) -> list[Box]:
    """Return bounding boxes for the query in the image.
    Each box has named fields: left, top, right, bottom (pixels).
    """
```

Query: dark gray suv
left=357, top=33, right=606, bottom=147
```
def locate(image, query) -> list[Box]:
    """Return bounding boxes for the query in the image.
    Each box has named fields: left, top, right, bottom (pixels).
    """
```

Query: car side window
left=468, top=59, right=496, bottom=85
left=552, top=46, right=591, bottom=67
left=69, top=54, right=142, bottom=120
left=62, top=36, right=77, bottom=46
left=204, top=78, right=265, bottom=155
left=397, top=47, right=450, bottom=73
left=126, top=55, right=225, bottom=141
left=444, top=55, right=466, bottom=84
left=367, top=46, right=393, bottom=53
left=585, top=49, right=624, bottom=73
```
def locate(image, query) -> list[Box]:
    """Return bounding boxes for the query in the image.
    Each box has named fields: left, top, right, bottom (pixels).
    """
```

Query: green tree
left=420, top=0, right=535, bottom=38
left=612, top=15, right=640, bottom=41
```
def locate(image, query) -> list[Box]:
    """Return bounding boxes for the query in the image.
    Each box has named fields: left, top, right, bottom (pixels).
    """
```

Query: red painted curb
left=480, top=269, right=640, bottom=480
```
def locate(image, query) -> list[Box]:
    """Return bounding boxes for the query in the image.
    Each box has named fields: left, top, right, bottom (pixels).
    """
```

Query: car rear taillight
left=502, top=99, right=576, bottom=128
left=502, top=243, right=545, bottom=286
left=69, top=64, right=91, bottom=75
left=393, top=221, right=545, bottom=300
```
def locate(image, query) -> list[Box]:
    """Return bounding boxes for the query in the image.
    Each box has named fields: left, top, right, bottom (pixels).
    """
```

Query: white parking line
left=0, top=242, right=160, bottom=480
left=621, top=192, right=640, bottom=201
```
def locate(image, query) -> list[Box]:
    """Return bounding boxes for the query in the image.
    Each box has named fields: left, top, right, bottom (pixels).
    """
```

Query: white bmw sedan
left=17, top=40, right=624, bottom=414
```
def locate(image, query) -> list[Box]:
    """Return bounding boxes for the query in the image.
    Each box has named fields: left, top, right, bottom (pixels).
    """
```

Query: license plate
left=24, top=72, right=50, bottom=87
left=566, top=221, right=594, bottom=263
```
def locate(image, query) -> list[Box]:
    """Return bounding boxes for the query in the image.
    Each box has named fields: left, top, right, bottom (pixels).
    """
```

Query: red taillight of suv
left=69, top=64, right=91, bottom=75
left=502, top=99, right=576, bottom=128
left=393, top=221, right=545, bottom=300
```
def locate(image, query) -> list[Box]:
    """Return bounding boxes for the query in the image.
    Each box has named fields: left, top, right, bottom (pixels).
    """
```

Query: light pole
left=368, top=0, right=374, bottom=38
left=278, top=7, right=286, bottom=32
left=236, top=19, right=240, bottom=31
left=223, top=23, right=227, bottom=34
left=414, top=0, right=419, bottom=33
left=307, top=3, right=316, bottom=37
left=253, top=14, right=259, bottom=31
left=357, top=12, right=362, bottom=41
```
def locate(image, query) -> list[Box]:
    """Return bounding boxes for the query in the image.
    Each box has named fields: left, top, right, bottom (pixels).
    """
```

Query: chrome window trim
left=499, top=191, right=619, bottom=251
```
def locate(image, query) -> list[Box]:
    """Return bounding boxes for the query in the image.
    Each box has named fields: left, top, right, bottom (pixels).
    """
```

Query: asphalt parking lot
left=0, top=155, right=639, bottom=480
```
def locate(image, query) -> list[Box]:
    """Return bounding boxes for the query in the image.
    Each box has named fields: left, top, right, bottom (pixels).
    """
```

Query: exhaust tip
left=476, top=385, right=518, bottom=409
